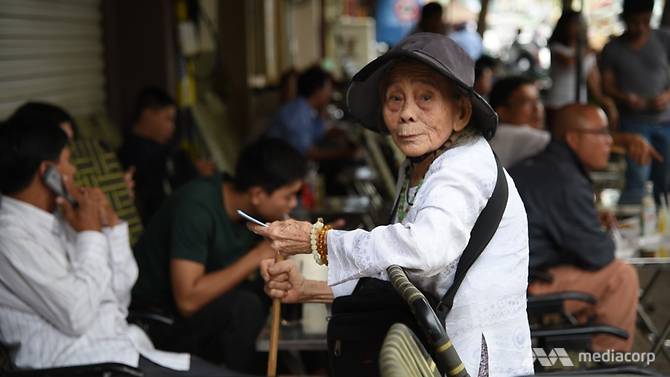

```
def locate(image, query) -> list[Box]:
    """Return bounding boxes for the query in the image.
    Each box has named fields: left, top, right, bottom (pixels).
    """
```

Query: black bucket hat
left=346, top=32, right=498, bottom=140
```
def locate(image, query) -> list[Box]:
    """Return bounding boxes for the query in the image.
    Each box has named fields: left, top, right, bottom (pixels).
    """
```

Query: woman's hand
left=260, top=259, right=304, bottom=304
left=249, top=219, right=312, bottom=257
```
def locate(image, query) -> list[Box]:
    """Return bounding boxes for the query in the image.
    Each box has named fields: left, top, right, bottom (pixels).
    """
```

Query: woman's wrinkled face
left=382, top=61, right=469, bottom=158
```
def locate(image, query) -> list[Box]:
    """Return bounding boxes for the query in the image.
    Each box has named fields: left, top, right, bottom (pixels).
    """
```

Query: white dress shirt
left=327, top=137, right=534, bottom=377
left=0, top=196, right=189, bottom=370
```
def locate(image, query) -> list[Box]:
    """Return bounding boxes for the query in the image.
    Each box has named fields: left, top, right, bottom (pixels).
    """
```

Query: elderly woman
left=251, top=33, right=533, bottom=376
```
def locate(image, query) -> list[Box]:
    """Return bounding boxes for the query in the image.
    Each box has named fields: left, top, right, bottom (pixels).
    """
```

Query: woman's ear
left=453, top=97, right=472, bottom=132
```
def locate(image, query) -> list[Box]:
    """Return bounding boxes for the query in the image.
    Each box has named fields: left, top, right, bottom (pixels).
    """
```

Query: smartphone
left=44, top=165, right=77, bottom=205
left=237, top=209, right=268, bottom=227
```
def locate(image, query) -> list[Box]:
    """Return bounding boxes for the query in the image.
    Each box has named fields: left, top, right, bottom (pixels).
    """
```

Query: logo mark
left=532, top=348, right=574, bottom=367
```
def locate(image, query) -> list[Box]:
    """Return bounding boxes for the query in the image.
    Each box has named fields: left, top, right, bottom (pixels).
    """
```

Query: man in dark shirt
left=510, top=104, right=638, bottom=351
left=118, top=87, right=213, bottom=225
left=132, top=138, right=307, bottom=373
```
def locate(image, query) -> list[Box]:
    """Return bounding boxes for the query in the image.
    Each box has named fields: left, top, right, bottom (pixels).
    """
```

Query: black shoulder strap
left=435, top=155, right=508, bottom=322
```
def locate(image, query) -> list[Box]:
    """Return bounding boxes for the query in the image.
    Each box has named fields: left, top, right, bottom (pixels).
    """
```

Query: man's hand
left=260, top=259, right=304, bottom=304
left=87, top=188, right=119, bottom=227
left=625, top=93, right=647, bottom=112
left=123, top=166, right=136, bottom=200
left=624, top=134, right=663, bottom=165
left=598, top=210, right=618, bottom=230
left=652, top=90, right=670, bottom=111
left=195, top=159, right=217, bottom=177
left=58, top=177, right=102, bottom=232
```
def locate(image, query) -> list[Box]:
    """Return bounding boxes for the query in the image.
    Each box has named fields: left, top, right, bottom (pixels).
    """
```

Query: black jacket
left=509, top=140, right=614, bottom=272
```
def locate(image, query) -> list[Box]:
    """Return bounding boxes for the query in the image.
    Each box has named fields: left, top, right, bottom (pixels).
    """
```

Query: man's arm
left=601, top=68, right=628, bottom=103
left=170, top=241, right=275, bottom=317
left=104, top=222, right=139, bottom=311
left=586, top=65, right=619, bottom=128
left=0, top=228, right=111, bottom=337
left=612, top=132, right=663, bottom=165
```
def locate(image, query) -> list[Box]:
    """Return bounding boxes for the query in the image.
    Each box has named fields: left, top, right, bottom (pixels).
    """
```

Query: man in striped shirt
left=0, top=108, right=250, bottom=376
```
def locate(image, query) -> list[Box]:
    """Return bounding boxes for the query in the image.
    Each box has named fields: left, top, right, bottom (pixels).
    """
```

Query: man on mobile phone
left=131, top=138, right=307, bottom=373
left=0, top=113, right=245, bottom=375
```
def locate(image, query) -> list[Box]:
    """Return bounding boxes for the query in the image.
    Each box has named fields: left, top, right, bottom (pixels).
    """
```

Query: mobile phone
left=44, top=166, right=77, bottom=205
left=237, top=210, right=268, bottom=227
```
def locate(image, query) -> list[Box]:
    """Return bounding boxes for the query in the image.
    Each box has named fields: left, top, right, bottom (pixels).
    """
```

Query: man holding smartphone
left=0, top=112, right=245, bottom=375
left=131, top=138, right=307, bottom=373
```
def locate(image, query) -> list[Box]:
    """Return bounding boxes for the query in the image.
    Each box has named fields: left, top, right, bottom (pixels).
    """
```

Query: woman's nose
left=399, top=100, right=417, bottom=123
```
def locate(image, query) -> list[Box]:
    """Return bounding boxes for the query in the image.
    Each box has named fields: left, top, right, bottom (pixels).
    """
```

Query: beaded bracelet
left=310, top=218, right=324, bottom=264
left=316, top=224, right=332, bottom=265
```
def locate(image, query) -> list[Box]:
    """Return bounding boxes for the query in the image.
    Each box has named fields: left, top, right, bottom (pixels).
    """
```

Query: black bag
left=327, top=156, right=508, bottom=377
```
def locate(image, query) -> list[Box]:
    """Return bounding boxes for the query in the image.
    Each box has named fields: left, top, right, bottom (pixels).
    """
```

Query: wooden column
left=102, top=0, right=177, bottom=129
left=217, top=1, right=250, bottom=139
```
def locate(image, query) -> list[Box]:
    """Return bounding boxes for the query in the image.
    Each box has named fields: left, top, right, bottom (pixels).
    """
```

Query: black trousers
left=153, top=287, right=269, bottom=374
left=138, top=356, right=256, bottom=377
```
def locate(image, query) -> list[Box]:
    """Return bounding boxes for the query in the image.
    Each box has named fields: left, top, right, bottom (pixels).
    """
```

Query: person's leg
left=651, top=122, right=670, bottom=200
left=589, top=262, right=638, bottom=351
left=138, top=355, right=257, bottom=377
left=619, top=121, right=652, bottom=204
left=218, top=289, right=267, bottom=373
left=528, top=260, right=639, bottom=351
left=174, top=288, right=267, bottom=373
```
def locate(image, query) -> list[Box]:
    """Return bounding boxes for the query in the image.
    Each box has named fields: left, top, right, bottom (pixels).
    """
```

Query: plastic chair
left=527, top=271, right=629, bottom=354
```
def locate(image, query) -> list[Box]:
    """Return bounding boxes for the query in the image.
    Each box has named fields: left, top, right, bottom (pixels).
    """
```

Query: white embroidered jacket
left=327, top=137, right=534, bottom=376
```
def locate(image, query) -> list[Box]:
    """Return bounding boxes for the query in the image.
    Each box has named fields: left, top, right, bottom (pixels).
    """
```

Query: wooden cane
left=267, top=253, right=284, bottom=377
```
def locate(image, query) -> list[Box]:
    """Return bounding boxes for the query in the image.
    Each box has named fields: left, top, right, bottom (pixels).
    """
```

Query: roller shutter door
left=0, top=0, right=105, bottom=118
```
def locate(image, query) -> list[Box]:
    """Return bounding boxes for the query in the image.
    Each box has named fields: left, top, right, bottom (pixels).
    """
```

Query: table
left=256, top=319, right=328, bottom=352
left=621, top=251, right=670, bottom=362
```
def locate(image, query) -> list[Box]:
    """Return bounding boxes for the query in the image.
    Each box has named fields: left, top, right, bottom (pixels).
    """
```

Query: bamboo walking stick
left=267, top=253, right=284, bottom=377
